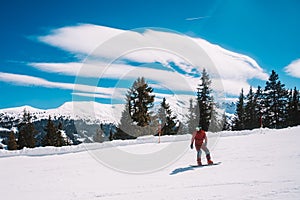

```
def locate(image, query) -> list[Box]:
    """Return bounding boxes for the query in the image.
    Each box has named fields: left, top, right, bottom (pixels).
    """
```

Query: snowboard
left=190, top=162, right=221, bottom=168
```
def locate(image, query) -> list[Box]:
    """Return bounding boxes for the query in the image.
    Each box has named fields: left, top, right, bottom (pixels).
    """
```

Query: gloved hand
left=190, top=143, right=193, bottom=149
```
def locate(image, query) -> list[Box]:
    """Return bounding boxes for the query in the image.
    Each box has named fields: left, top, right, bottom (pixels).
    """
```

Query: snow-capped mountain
left=0, top=97, right=234, bottom=145
left=0, top=97, right=235, bottom=125
left=0, top=101, right=123, bottom=124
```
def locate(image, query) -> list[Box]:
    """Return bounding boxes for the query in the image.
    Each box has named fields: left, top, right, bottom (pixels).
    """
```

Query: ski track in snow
left=0, top=126, right=300, bottom=200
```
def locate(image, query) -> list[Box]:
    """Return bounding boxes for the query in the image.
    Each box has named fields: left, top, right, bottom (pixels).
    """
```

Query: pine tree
left=17, top=127, right=27, bottom=149
left=233, top=89, right=245, bottom=130
left=287, top=87, right=300, bottom=127
left=129, top=77, right=155, bottom=127
left=114, top=104, right=139, bottom=139
left=119, top=103, right=135, bottom=135
left=158, top=97, right=179, bottom=135
left=42, top=116, right=57, bottom=146
left=7, top=131, right=18, bottom=150
left=116, top=79, right=156, bottom=138
left=17, top=109, right=37, bottom=149
left=157, top=98, right=168, bottom=129
left=196, top=69, right=213, bottom=131
left=186, top=98, right=198, bottom=134
left=222, top=113, right=231, bottom=131
left=263, top=70, right=289, bottom=128
left=244, top=86, right=257, bottom=129
left=254, top=86, right=264, bottom=128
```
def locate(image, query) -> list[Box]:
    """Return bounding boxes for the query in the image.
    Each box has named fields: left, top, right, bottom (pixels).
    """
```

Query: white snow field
left=1, top=126, right=300, bottom=200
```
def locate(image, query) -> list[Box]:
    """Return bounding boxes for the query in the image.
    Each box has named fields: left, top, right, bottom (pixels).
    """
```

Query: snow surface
left=0, top=126, right=299, bottom=199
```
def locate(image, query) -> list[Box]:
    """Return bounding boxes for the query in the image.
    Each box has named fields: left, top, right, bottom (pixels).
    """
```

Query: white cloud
left=30, top=60, right=197, bottom=93
left=0, top=72, right=126, bottom=100
left=35, top=24, right=269, bottom=96
left=212, top=78, right=250, bottom=96
left=191, top=37, right=268, bottom=81
left=0, top=72, right=73, bottom=89
left=185, top=16, right=209, bottom=21
left=38, top=24, right=125, bottom=55
left=284, top=58, right=300, bottom=78
left=29, top=61, right=135, bottom=78
left=72, top=92, right=117, bottom=99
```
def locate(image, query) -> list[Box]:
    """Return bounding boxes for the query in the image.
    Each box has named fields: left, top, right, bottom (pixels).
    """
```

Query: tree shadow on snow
left=169, top=166, right=195, bottom=175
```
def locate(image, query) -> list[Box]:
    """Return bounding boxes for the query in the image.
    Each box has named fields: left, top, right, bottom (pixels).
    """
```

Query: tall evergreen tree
left=263, top=70, right=289, bottom=128
left=287, top=87, right=300, bottom=127
left=233, top=89, right=245, bottom=130
left=158, top=97, right=178, bottom=135
left=7, top=131, right=18, bottom=150
left=244, top=86, right=257, bottom=129
left=42, top=116, right=65, bottom=147
left=196, top=69, right=213, bottom=131
left=116, top=78, right=156, bottom=138
left=254, top=85, right=264, bottom=128
left=42, top=116, right=57, bottom=146
left=222, top=113, right=231, bottom=131
left=157, top=98, right=168, bottom=128
left=186, top=98, right=198, bottom=134
left=17, top=109, right=37, bottom=149
left=129, top=77, right=155, bottom=127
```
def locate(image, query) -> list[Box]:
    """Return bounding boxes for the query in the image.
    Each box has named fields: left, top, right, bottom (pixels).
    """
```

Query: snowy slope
left=0, top=126, right=299, bottom=200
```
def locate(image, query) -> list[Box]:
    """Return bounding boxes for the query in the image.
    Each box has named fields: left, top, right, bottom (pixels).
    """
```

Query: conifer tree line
left=115, top=77, right=180, bottom=139
left=6, top=70, right=297, bottom=149
left=233, top=70, right=300, bottom=130
left=7, top=110, right=69, bottom=150
left=116, top=69, right=221, bottom=137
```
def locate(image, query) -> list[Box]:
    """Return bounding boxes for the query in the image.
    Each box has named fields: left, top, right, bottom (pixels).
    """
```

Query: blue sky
left=0, top=0, right=299, bottom=109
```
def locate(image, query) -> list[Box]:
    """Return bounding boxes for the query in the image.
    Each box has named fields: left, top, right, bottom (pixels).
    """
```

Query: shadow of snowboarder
left=169, top=166, right=195, bottom=175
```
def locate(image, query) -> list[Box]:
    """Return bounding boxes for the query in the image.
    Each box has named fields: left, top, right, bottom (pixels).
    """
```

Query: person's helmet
left=195, top=126, right=201, bottom=131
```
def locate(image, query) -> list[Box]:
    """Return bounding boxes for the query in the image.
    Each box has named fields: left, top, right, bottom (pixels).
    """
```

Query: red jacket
left=194, top=130, right=206, bottom=147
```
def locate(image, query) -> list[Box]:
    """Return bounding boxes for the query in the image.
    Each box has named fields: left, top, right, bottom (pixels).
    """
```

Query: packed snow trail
left=0, top=127, right=299, bottom=200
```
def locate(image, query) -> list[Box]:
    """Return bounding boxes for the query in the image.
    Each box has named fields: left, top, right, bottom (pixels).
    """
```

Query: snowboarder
left=190, top=126, right=213, bottom=166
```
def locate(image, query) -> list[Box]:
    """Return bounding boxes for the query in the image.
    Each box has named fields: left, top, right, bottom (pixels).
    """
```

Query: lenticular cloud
left=36, top=24, right=268, bottom=96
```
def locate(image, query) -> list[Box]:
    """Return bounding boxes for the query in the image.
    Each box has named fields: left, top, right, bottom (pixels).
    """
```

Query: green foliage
left=186, top=99, right=198, bottom=134
left=7, top=131, right=18, bottom=150
left=113, top=127, right=137, bottom=140
left=263, top=70, right=289, bottom=128
left=287, top=87, right=300, bottom=127
left=244, top=86, right=260, bottom=129
left=116, top=77, right=157, bottom=138
left=17, top=109, right=37, bottom=149
left=233, top=89, right=245, bottom=130
left=254, top=85, right=264, bottom=127
left=196, top=69, right=214, bottom=131
left=129, top=77, right=155, bottom=127
left=42, top=116, right=66, bottom=147
left=234, top=70, right=298, bottom=130
left=158, top=97, right=179, bottom=135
